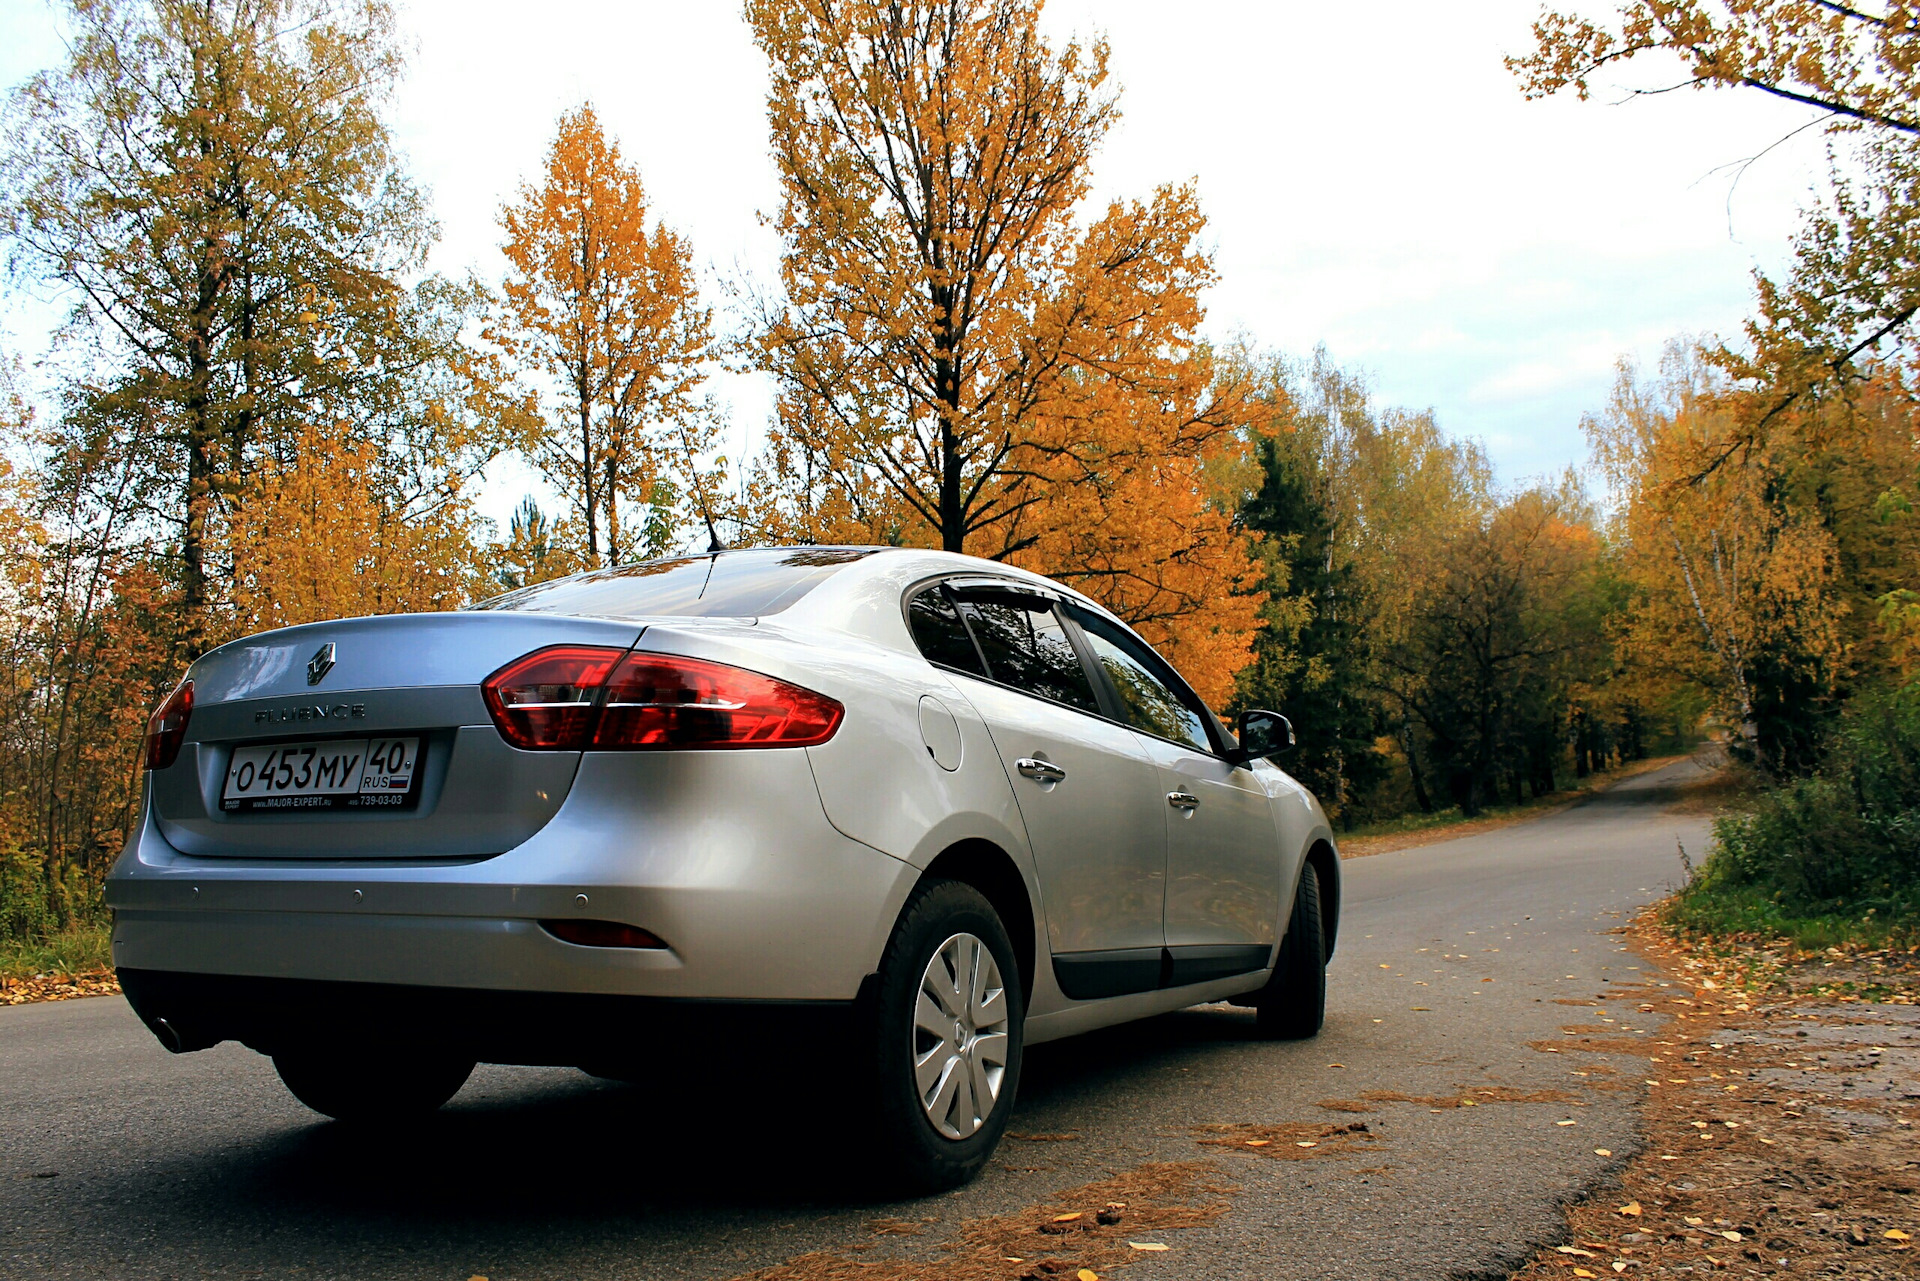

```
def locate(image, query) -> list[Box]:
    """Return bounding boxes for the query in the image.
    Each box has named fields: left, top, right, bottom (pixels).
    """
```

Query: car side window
left=1071, top=608, right=1214, bottom=753
left=906, top=586, right=988, bottom=678
left=954, top=591, right=1101, bottom=715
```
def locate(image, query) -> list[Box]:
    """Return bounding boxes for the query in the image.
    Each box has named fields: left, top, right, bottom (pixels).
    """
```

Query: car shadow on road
left=156, top=1003, right=1272, bottom=1235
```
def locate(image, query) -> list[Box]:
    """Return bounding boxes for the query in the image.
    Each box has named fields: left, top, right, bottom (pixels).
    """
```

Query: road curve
left=0, top=759, right=1714, bottom=1280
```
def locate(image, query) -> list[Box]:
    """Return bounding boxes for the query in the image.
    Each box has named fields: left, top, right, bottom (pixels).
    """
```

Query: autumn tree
left=227, top=420, right=491, bottom=629
left=1512, top=2, right=1920, bottom=454
left=495, top=104, right=715, bottom=568
left=490, top=496, right=587, bottom=592
left=1338, top=378, right=1495, bottom=814
left=1581, top=343, right=1920, bottom=774
left=1385, top=483, right=1609, bottom=816
left=0, top=3, right=525, bottom=939
left=0, top=348, right=182, bottom=936
left=1229, top=351, right=1387, bottom=822
left=745, top=0, right=1260, bottom=702
left=0, top=0, right=448, bottom=642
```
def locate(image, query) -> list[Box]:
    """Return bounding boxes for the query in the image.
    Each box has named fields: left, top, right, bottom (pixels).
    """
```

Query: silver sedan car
left=110, top=547, right=1340, bottom=1189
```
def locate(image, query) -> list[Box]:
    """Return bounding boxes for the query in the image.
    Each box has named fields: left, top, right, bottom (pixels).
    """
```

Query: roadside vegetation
left=1660, top=687, right=1920, bottom=957
left=1513, top=1, right=1920, bottom=955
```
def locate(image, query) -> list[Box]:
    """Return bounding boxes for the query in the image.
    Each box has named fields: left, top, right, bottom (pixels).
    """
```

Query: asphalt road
left=1, top=759, right=1714, bottom=1281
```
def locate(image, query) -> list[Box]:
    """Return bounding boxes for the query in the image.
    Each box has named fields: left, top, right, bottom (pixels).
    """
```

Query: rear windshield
left=471, top=548, right=875, bottom=620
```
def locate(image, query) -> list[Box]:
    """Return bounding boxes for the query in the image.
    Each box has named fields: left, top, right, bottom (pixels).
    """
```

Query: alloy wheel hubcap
left=913, top=931, right=1010, bottom=1140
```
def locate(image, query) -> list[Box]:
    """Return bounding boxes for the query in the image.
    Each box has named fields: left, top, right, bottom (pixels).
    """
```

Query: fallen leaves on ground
left=0, top=969, right=118, bottom=1005
left=732, top=1162, right=1231, bottom=1281
left=1507, top=915, right=1920, bottom=1281
left=1195, top=1120, right=1375, bottom=1161
left=1315, top=1085, right=1578, bottom=1113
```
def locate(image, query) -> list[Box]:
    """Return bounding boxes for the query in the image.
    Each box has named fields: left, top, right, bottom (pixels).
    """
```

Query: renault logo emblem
left=306, top=642, right=337, bottom=686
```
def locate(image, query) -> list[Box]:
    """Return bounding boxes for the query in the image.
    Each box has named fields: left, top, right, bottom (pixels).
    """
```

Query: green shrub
left=1691, top=685, right=1920, bottom=921
left=0, top=838, right=109, bottom=947
left=0, top=841, right=59, bottom=945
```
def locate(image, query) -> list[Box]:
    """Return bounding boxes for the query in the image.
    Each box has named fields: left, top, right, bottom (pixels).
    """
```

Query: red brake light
left=481, top=645, right=626, bottom=749
left=143, top=679, right=194, bottom=771
left=540, top=919, right=668, bottom=949
left=481, top=647, right=843, bottom=751
left=594, top=652, right=843, bottom=749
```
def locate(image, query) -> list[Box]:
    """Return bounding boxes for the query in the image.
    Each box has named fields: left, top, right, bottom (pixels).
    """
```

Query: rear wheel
left=865, top=880, right=1024, bottom=1192
left=273, top=1046, right=474, bottom=1123
left=1254, top=860, right=1327, bottom=1040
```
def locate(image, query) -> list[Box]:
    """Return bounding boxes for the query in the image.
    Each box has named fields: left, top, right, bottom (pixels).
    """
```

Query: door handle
left=1167, top=790, right=1200, bottom=811
left=1016, top=757, right=1067, bottom=784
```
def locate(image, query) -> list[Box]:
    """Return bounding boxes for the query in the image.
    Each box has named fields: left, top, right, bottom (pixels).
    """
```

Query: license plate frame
left=221, top=736, right=422, bottom=813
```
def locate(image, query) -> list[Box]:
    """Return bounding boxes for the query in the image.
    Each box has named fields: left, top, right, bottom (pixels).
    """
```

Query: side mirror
left=1228, top=709, right=1294, bottom=766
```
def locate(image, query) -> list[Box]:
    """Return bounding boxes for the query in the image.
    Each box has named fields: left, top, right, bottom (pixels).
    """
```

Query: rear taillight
left=480, top=647, right=843, bottom=752
left=594, top=653, right=843, bottom=749
left=143, top=678, right=194, bottom=771
left=480, top=645, right=625, bottom=749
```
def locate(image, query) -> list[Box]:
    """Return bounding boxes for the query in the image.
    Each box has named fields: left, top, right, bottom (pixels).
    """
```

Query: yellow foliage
left=495, top=103, right=714, bottom=567
left=1586, top=346, right=1855, bottom=767
left=229, top=424, right=484, bottom=632
left=745, top=0, right=1261, bottom=702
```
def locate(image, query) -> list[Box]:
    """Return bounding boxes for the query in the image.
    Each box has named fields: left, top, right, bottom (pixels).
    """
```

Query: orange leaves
left=747, top=1, right=1260, bottom=700
left=1581, top=345, right=1871, bottom=768
left=229, top=423, right=484, bottom=631
left=494, top=104, right=713, bottom=567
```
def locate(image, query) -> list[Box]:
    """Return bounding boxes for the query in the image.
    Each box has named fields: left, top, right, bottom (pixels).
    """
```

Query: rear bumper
left=118, top=968, right=864, bottom=1064
left=107, top=750, right=918, bottom=1006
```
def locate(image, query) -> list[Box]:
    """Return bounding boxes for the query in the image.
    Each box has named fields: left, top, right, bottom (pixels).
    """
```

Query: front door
left=944, top=586, right=1168, bottom=1000
left=1066, top=605, right=1283, bottom=987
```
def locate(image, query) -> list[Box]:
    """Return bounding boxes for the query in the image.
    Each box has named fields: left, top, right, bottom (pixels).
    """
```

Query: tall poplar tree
left=495, top=104, right=714, bottom=568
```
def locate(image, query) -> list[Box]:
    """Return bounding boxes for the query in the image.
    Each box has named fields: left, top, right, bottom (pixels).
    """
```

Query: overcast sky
left=1, top=0, right=1827, bottom=528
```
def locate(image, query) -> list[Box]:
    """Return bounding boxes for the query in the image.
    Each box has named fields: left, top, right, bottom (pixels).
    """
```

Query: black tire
left=1254, top=860, right=1327, bottom=1040
left=865, top=879, right=1025, bottom=1193
left=273, top=1047, right=474, bottom=1123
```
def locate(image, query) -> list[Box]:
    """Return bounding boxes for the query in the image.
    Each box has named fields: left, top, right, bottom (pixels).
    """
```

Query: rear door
left=1067, top=605, right=1283, bottom=986
left=928, top=583, right=1169, bottom=1000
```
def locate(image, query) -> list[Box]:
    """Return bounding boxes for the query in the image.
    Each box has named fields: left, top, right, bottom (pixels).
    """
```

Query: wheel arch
left=1305, top=838, right=1340, bottom=960
left=917, top=839, right=1038, bottom=1005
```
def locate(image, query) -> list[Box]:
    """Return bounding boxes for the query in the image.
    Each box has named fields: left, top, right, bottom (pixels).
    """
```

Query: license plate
left=221, top=738, right=421, bottom=812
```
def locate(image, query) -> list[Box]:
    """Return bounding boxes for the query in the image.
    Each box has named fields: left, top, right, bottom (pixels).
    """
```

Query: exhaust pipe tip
left=148, top=1017, right=186, bottom=1054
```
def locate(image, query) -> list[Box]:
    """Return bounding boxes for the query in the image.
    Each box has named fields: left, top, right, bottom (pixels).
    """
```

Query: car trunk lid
left=150, top=612, right=644, bottom=859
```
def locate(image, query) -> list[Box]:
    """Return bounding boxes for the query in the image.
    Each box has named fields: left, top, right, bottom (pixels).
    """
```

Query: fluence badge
left=306, top=642, right=337, bottom=687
